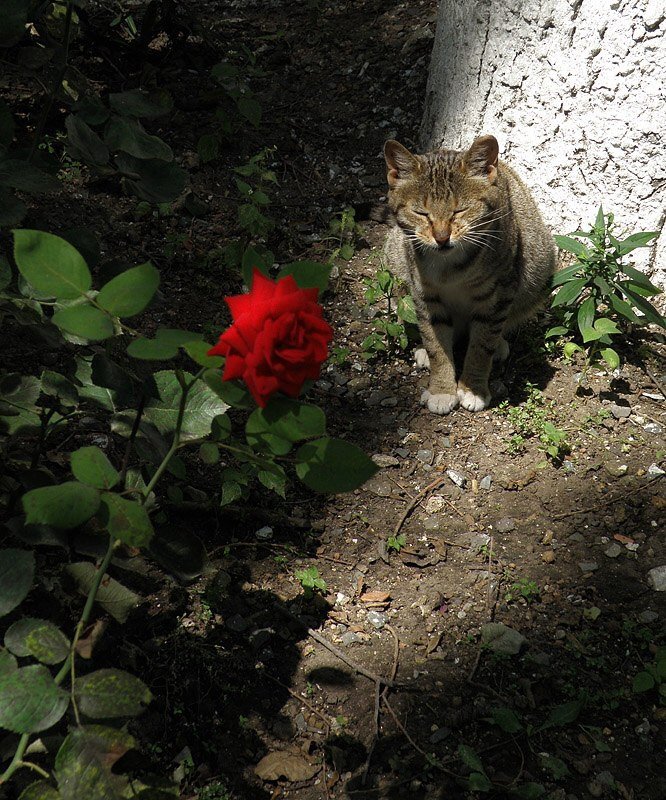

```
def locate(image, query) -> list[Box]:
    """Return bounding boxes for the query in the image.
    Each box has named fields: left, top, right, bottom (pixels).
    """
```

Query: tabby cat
left=383, top=134, right=556, bottom=414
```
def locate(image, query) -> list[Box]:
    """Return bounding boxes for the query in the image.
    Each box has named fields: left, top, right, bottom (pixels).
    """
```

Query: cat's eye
left=414, top=210, right=429, bottom=217
left=453, top=207, right=469, bottom=215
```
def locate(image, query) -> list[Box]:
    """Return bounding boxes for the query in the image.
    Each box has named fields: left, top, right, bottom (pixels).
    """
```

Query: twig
left=641, top=360, right=666, bottom=401
left=551, top=474, right=664, bottom=520
left=273, top=603, right=395, bottom=687
left=392, top=476, right=447, bottom=538
left=263, top=673, right=331, bottom=731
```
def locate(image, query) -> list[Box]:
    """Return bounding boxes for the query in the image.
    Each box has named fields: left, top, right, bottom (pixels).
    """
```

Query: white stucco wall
left=420, top=0, right=665, bottom=289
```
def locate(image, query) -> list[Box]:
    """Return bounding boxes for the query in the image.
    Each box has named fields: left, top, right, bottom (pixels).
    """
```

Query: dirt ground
left=2, top=1, right=665, bottom=799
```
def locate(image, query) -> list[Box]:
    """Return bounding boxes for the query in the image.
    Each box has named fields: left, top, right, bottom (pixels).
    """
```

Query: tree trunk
left=421, top=0, right=665, bottom=287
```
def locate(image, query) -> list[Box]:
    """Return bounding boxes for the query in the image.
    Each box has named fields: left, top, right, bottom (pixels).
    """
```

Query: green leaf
left=632, top=671, right=655, bottom=693
left=99, top=493, right=154, bottom=547
left=23, top=482, right=100, bottom=529
left=577, top=296, right=595, bottom=337
left=258, top=464, right=287, bottom=497
left=14, top=230, right=91, bottom=299
left=143, top=370, right=229, bottom=441
left=54, top=726, right=133, bottom=800
left=41, top=370, right=79, bottom=407
left=96, top=262, right=159, bottom=317
left=18, top=781, right=61, bottom=800
left=594, top=205, right=605, bottom=232
left=581, top=326, right=602, bottom=343
left=0, top=549, right=34, bottom=616
left=246, top=398, right=326, bottom=455
left=618, top=284, right=666, bottom=327
left=397, top=295, right=418, bottom=324
left=4, top=618, right=70, bottom=664
left=544, top=325, right=568, bottom=339
left=551, top=278, right=587, bottom=308
left=0, top=161, right=60, bottom=193
left=539, top=700, right=581, bottom=730
left=199, top=442, right=220, bottom=464
left=71, top=446, right=120, bottom=489
left=538, top=753, right=570, bottom=779
left=220, top=481, right=242, bottom=506
left=468, top=772, right=492, bottom=792
left=197, top=133, right=221, bottom=164
left=66, top=562, right=140, bottom=623
left=457, top=744, right=485, bottom=773
left=75, top=356, right=116, bottom=412
left=0, top=664, right=69, bottom=733
left=108, top=89, right=173, bottom=119
left=237, top=96, right=262, bottom=127
left=183, top=340, right=223, bottom=368
left=73, top=93, right=110, bottom=126
left=487, top=707, right=522, bottom=733
left=563, top=341, right=583, bottom=358
left=115, top=153, right=186, bottom=203
left=203, top=371, right=253, bottom=408
left=0, top=648, right=18, bottom=676
left=74, top=669, right=152, bottom=719
left=616, top=231, right=659, bottom=256
left=65, top=115, right=110, bottom=166
left=105, top=117, right=173, bottom=161
left=277, top=261, right=331, bottom=292
left=296, top=437, right=379, bottom=492
left=127, top=328, right=202, bottom=360
left=211, top=413, right=232, bottom=441
left=0, top=373, right=41, bottom=435
left=593, top=317, right=620, bottom=335
left=52, top=304, right=115, bottom=341
left=608, top=292, right=640, bottom=323
left=553, top=235, right=587, bottom=257
left=621, top=263, right=662, bottom=294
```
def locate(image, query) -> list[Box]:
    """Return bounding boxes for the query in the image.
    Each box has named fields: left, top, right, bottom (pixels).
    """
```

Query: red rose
left=208, top=269, right=333, bottom=407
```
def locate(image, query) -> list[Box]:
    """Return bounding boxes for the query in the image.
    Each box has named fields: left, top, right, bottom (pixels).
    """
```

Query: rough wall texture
left=421, top=0, right=666, bottom=288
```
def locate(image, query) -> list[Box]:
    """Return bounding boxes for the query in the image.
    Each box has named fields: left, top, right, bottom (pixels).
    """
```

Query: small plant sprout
left=504, top=577, right=541, bottom=605
left=387, top=533, right=406, bottom=553
left=549, top=206, right=665, bottom=369
left=361, top=266, right=418, bottom=358
left=295, top=566, right=327, bottom=597
left=498, top=383, right=570, bottom=463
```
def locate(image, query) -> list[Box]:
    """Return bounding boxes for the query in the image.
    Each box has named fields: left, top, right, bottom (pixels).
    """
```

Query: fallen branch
left=550, top=473, right=663, bottom=520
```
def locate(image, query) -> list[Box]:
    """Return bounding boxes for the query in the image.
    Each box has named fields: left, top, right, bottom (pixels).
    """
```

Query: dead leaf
left=613, top=533, right=635, bottom=544
left=360, top=590, right=391, bottom=605
left=75, top=619, right=107, bottom=659
left=400, top=548, right=441, bottom=568
left=255, top=751, right=320, bottom=782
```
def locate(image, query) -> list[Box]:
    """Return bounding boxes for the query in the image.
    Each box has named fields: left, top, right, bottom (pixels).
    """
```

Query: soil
left=2, top=1, right=665, bottom=799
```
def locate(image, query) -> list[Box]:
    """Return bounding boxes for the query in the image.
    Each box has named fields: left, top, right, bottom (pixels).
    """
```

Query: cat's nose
left=433, top=231, right=450, bottom=245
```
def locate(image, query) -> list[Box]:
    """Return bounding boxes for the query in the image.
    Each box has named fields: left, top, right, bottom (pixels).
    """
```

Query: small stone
left=424, top=516, right=442, bottom=531
left=604, top=543, right=622, bottom=558
left=638, top=610, right=659, bottom=623
left=647, top=463, right=666, bottom=476
left=366, top=611, right=387, bottom=630
left=395, top=447, right=410, bottom=459
left=610, top=403, right=631, bottom=419
left=341, top=631, right=361, bottom=646
left=446, top=469, right=466, bottom=487
left=440, top=436, right=451, bottom=448
left=465, top=532, right=490, bottom=550
left=634, top=718, right=650, bottom=735
left=480, top=622, right=526, bottom=655
left=335, top=592, right=350, bottom=606
left=596, top=771, right=616, bottom=788
left=255, top=526, right=273, bottom=540
left=380, top=396, right=398, bottom=407
left=429, top=726, right=451, bottom=743
left=568, top=533, right=585, bottom=543
left=647, top=565, right=666, bottom=591
left=586, top=780, right=603, bottom=798
left=425, top=495, right=446, bottom=513
left=542, top=550, right=556, bottom=563
left=417, top=449, right=434, bottom=465
left=372, top=454, right=400, bottom=468
left=542, top=530, right=554, bottom=545
left=496, top=517, right=516, bottom=533
left=563, top=460, right=575, bottom=472
left=364, top=477, right=393, bottom=497
left=643, top=422, right=663, bottom=434
left=479, top=475, right=492, bottom=490
left=579, top=561, right=599, bottom=573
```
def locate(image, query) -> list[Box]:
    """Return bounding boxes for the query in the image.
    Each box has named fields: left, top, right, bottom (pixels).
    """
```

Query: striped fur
left=383, top=135, right=556, bottom=414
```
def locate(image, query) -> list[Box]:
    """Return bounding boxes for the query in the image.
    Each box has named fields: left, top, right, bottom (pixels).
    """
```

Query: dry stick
left=550, top=473, right=664, bottom=520
left=273, top=603, right=395, bottom=687
left=264, top=673, right=331, bottom=732
left=392, top=476, right=447, bottom=539
left=641, top=360, right=666, bottom=401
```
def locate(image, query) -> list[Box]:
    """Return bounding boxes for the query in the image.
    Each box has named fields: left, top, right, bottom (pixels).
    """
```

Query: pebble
left=610, top=402, right=631, bottom=419
left=496, top=517, right=516, bottom=533
left=366, top=611, right=387, bottom=630
left=479, top=475, right=492, bottom=490
left=542, top=550, right=556, bottom=563
left=440, top=436, right=451, bottom=448
left=647, top=565, right=666, bottom=591
left=395, top=447, right=410, bottom=459
left=644, top=422, right=663, bottom=434
left=425, top=495, right=446, bottom=514
left=255, top=526, right=273, bottom=540
left=424, top=516, right=442, bottom=531
left=381, top=396, right=399, bottom=407
left=578, top=561, right=599, bottom=572
left=638, top=610, right=659, bottom=623
left=647, top=463, right=666, bottom=476
left=372, top=454, right=400, bottom=468
left=568, top=533, right=585, bottom=543
left=465, top=532, right=490, bottom=550
left=446, top=469, right=466, bottom=488
left=364, top=477, right=393, bottom=497
left=604, top=543, right=622, bottom=558
left=586, top=780, right=603, bottom=798
left=634, top=718, right=650, bottom=735
left=341, top=631, right=361, bottom=646
left=480, top=622, right=526, bottom=655
left=417, top=449, right=434, bottom=465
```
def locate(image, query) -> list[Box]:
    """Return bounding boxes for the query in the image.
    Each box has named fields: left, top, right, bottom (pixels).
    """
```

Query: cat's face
left=384, top=136, right=501, bottom=252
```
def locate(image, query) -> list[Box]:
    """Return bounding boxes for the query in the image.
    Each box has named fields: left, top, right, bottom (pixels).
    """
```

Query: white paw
left=421, top=389, right=459, bottom=415
left=457, top=388, right=490, bottom=412
left=494, top=337, right=510, bottom=362
left=414, top=348, right=430, bottom=369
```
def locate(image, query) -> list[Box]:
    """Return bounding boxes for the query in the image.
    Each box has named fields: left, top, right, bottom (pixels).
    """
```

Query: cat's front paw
left=414, top=348, right=430, bottom=369
left=421, top=389, right=459, bottom=415
left=457, top=387, right=491, bottom=412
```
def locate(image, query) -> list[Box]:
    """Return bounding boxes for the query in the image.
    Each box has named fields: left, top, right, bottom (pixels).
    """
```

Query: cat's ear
left=463, top=135, right=499, bottom=183
left=384, top=140, right=419, bottom=187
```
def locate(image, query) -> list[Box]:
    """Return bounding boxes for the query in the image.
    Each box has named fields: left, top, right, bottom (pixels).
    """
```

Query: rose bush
left=208, top=268, right=334, bottom=407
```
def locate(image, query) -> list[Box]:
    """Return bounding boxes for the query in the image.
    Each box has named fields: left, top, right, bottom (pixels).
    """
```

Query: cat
left=383, top=134, right=556, bottom=414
